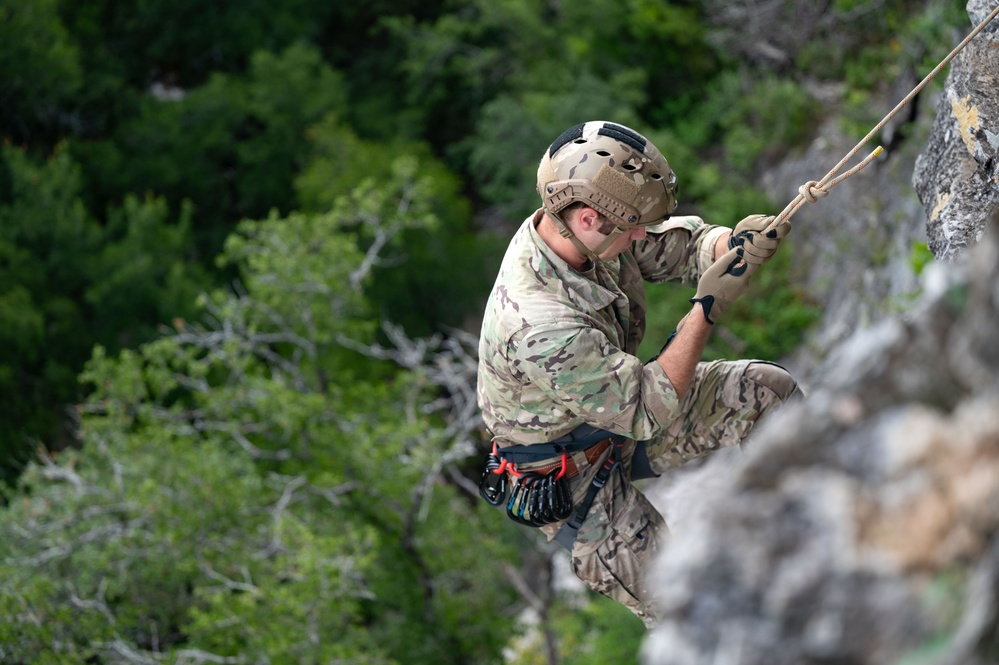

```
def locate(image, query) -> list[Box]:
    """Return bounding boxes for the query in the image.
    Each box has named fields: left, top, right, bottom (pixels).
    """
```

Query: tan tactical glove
left=727, top=214, right=792, bottom=265
left=690, top=247, right=759, bottom=324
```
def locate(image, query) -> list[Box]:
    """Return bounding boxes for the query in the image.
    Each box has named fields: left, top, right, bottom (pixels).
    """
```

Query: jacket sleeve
left=512, top=319, right=680, bottom=441
left=633, top=215, right=729, bottom=287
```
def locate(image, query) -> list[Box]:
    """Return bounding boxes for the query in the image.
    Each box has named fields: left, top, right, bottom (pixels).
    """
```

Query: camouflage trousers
left=540, top=359, right=800, bottom=628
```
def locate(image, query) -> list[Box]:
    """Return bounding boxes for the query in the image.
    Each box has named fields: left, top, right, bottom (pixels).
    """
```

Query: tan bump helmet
left=537, top=121, right=678, bottom=230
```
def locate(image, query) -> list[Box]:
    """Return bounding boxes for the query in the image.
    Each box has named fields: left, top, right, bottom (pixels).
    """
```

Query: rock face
left=642, top=10, right=999, bottom=655
left=641, top=210, right=999, bottom=665
left=912, top=0, right=999, bottom=260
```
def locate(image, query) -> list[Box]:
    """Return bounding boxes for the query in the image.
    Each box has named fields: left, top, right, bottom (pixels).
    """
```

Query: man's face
left=573, top=212, right=648, bottom=259
left=596, top=224, right=647, bottom=258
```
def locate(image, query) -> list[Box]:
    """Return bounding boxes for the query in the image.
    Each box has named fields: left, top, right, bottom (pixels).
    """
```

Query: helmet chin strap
left=544, top=210, right=627, bottom=266
left=592, top=226, right=626, bottom=256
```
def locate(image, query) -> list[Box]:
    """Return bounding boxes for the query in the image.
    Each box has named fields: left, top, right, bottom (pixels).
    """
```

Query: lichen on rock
left=912, top=0, right=999, bottom=260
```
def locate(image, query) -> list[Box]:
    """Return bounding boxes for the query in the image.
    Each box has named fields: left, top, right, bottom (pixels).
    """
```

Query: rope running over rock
left=769, top=3, right=999, bottom=232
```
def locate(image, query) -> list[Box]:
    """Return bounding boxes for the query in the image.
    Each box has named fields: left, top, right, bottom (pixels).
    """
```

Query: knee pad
left=745, top=361, right=800, bottom=403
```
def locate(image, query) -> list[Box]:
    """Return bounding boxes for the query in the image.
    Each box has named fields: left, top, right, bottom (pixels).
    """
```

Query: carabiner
left=478, top=446, right=509, bottom=506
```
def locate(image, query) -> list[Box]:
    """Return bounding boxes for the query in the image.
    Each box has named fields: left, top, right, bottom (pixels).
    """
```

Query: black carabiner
left=552, top=474, right=573, bottom=521
left=478, top=451, right=508, bottom=506
left=533, top=478, right=555, bottom=527
left=506, top=472, right=542, bottom=526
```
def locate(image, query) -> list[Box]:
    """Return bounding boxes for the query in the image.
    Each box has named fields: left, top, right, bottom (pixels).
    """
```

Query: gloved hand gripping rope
left=764, top=3, right=999, bottom=235
left=691, top=3, right=999, bottom=323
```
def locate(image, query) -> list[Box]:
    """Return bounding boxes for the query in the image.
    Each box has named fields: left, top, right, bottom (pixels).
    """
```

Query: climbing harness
left=766, top=3, right=999, bottom=233
left=478, top=425, right=620, bottom=531
left=477, top=424, right=659, bottom=549
left=478, top=440, right=577, bottom=527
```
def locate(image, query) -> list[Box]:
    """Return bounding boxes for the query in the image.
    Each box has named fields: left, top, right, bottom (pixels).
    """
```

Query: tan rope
left=768, top=2, right=999, bottom=231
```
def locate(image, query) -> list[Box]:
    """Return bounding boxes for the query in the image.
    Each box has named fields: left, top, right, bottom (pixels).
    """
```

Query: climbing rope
left=768, top=3, right=999, bottom=232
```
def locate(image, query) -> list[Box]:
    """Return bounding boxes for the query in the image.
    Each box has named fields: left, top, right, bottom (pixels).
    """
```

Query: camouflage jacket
left=477, top=209, right=728, bottom=447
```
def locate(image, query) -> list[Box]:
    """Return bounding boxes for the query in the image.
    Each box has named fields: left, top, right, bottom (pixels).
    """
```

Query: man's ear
left=576, top=206, right=600, bottom=230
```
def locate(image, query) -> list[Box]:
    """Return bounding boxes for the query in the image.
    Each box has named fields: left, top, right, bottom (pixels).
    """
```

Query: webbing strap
left=554, top=440, right=623, bottom=551
left=495, top=424, right=621, bottom=463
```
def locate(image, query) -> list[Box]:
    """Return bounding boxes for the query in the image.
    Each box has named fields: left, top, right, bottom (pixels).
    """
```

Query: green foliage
left=0, top=167, right=522, bottom=664
left=562, top=0, right=716, bottom=121
left=0, top=144, right=209, bottom=486
left=672, top=69, right=821, bottom=175
left=294, top=116, right=385, bottom=213
left=840, top=1, right=969, bottom=92
left=551, top=595, right=647, bottom=664
left=0, top=407, right=391, bottom=663
left=297, top=119, right=504, bottom=336
left=59, top=0, right=336, bottom=90
left=504, top=593, right=646, bottom=664
left=720, top=76, right=820, bottom=173
left=810, top=1, right=970, bottom=140
left=380, top=0, right=557, bottom=154
left=386, top=0, right=716, bottom=178
left=74, top=42, right=348, bottom=258
left=85, top=195, right=208, bottom=349
left=910, top=240, right=934, bottom=277
left=0, top=145, right=98, bottom=480
left=0, top=0, right=81, bottom=146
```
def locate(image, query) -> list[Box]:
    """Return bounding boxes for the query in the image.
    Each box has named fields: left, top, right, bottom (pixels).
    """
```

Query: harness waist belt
left=495, top=424, right=622, bottom=464
left=518, top=437, right=613, bottom=480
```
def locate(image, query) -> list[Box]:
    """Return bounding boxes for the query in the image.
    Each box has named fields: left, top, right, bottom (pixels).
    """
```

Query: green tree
left=83, top=195, right=208, bottom=349
left=74, top=42, right=348, bottom=259
left=0, top=0, right=81, bottom=146
left=0, top=145, right=100, bottom=481
left=58, top=0, right=336, bottom=91
left=296, top=116, right=505, bottom=336
left=0, top=158, right=522, bottom=664
left=384, top=0, right=717, bottom=163
left=0, top=144, right=208, bottom=487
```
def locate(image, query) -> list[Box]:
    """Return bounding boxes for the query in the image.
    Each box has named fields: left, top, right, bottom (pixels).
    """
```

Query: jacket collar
left=526, top=210, right=619, bottom=312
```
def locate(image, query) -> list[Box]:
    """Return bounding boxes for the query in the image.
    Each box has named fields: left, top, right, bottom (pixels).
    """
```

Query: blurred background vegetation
left=0, top=0, right=969, bottom=662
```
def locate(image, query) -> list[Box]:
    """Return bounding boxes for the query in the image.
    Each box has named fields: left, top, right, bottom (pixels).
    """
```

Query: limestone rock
left=641, top=212, right=999, bottom=665
left=912, top=1, right=999, bottom=260
left=639, top=8, right=999, bottom=664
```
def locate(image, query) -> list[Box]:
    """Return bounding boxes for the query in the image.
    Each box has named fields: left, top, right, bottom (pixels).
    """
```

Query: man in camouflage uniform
left=476, top=121, right=800, bottom=628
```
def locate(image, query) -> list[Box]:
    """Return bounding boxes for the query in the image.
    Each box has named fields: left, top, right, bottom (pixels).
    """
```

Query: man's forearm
left=655, top=302, right=713, bottom=398
left=715, top=230, right=732, bottom=260
left=657, top=228, right=727, bottom=397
